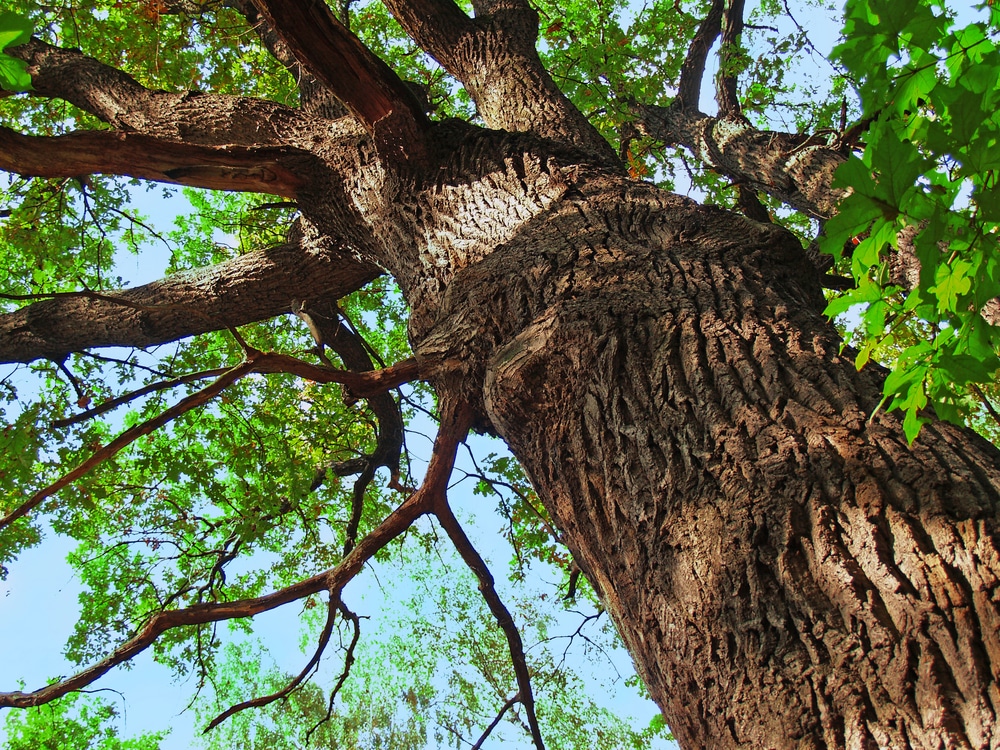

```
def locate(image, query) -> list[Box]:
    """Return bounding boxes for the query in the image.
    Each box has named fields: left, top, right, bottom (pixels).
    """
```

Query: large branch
left=635, top=105, right=846, bottom=220
left=227, top=0, right=349, bottom=119
left=675, top=0, right=724, bottom=110
left=0, top=241, right=380, bottom=364
left=9, top=39, right=304, bottom=147
left=0, top=127, right=307, bottom=197
left=381, top=0, right=618, bottom=163
left=249, top=0, right=430, bottom=160
left=715, top=0, right=747, bottom=117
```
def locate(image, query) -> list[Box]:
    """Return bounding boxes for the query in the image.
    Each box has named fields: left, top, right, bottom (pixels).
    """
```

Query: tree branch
left=0, top=478, right=433, bottom=709
left=435, top=497, right=545, bottom=750
left=675, top=0, right=724, bottom=111
left=0, top=357, right=256, bottom=532
left=248, top=352, right=420, bottom=398
left=471, top=693, right=520, bottom=750
left=204, top=592, right=341, bottom=731
left=715, top=0, right=747, bottom=116
left=291, top=298, right=406, bottom=552
left=0, top=127, right=306, bottom=197
left=249, top=0, right=429, bottom=160
left=0, top=390, right=471, bottom=715
left=9, top=38, right=304, bottom=147
left=381, top=0, right=618, bottom=163
left=227, top=0, right=349, bottom=119
left=305, top=601, right=362, bottom=742
left=0, top=241, right=381, bottom=364
left=634, top=105, right=846, bottom=219
left=50, top=367, right=233, bottom=428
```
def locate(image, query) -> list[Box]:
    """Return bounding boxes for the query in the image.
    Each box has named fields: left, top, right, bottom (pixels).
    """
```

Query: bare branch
left=249, top=0, right=429, bottom=160
left=0, top=241, right=381, bottom=364
left=248, top=352, right=421, bottom=399
left=0, top=479, right=430, bottom=709
left=291, top=298, right=406, bottom=553
left=305, top=601, right=362, bottom=742
left=0, top=127, right=306, bottom=198
left=0, top=392, right=473, bottom=712
left=634, top=106, right=846, bottom=220
left=227, top=0, right=349, bottom=119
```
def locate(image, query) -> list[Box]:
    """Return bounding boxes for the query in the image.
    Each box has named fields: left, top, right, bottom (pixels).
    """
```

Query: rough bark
left=337, top=125, right=1000, bottom=747
left=636, top=104, right=848, bottom=221
left=0, top=240, right=379, bottom=363
left=429, top=172, right=1000, bottom=749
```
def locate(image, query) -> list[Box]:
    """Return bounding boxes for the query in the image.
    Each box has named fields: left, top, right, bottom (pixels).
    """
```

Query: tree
left=1, top=0, right=1000, bottom=746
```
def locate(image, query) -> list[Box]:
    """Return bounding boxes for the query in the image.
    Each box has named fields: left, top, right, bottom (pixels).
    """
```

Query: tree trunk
left=409, top=170, right=1000, bottom=748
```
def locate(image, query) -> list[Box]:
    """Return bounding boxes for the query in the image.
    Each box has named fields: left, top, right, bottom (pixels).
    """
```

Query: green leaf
left=0, top=12, right=32, bottom=50
left=0, top=11, right=33, bottom=92
left=903, top=406, right=929, bottom=445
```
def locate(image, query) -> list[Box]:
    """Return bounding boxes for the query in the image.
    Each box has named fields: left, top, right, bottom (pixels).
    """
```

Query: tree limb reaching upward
left=250, top=0, right=430, bottom=160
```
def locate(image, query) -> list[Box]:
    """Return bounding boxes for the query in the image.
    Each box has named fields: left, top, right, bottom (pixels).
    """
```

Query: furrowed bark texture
left=379, top=139, right=1000, bottom=748
left=0, top=242, right=379, bottom=363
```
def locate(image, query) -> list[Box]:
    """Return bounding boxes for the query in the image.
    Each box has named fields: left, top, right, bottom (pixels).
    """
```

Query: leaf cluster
left=824, top=0, right=1000, bottom=441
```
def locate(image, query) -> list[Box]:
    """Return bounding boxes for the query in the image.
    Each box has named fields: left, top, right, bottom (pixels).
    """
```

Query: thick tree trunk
left=407, top=171, right=1000, bottom=748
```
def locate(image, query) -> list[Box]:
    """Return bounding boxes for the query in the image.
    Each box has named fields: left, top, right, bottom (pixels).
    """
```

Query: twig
left=51, top=367, right=231, bottom=428
left=305, top=600, right=361, bottom=743
left=471, top=693, right=521, bottom=750
left=204, top=592, right=340, bottom=731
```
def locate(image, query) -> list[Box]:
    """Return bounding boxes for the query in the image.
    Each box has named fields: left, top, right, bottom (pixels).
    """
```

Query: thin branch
left=204, top=592, right=340, bottom=731
left=0, top=127, right=305, bottom=198
left=51, top=367, right=232, bottom=428
left=305, top=600, right=362, bottom=743
left=248, top=352, right=420, bottom=398
left=0, top=468, right=435, bottom=709
left=471, top=693, right=521, bottom=750
left=0, top=358, right=257, bottom=532
left=434, top=499, right=545, bottom=750
left=972, top=383, right=1000, bottom=430
left=291, top=297, right=407, bottom=551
